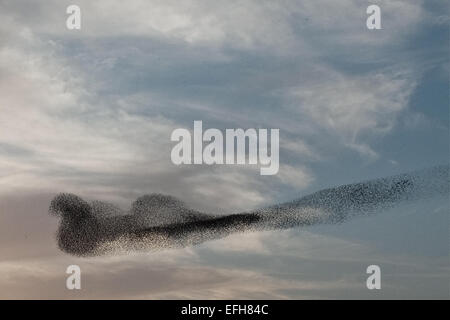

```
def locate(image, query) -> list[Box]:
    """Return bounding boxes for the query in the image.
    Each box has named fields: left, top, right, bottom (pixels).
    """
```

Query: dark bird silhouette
left=49, top=165, right=449, bottom=256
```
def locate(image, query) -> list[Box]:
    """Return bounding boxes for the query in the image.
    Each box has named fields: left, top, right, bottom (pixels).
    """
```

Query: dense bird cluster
left=49, top=165, right=449, bottom=256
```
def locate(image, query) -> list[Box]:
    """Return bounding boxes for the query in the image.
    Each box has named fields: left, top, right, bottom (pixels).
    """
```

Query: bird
left=49, top=165, right=449, bottom=257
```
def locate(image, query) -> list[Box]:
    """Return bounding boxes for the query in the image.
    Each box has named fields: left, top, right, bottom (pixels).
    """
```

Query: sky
left=0, top=0, right=448, bottom=299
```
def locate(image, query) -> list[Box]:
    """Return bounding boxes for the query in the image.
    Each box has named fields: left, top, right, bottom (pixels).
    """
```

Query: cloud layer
left=0, top=0, right=448, bottom=299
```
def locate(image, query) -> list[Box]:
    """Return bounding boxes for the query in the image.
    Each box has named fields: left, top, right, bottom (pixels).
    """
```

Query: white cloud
left=0, top=0, right=427, bottom=209
left=288, top=67, right=416, bottom=158
left=276, top=164, right=314, bottom=189
left=2, top=0, right=425, bottom=54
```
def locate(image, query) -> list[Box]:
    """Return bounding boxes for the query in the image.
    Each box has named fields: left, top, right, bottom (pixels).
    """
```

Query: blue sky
left=0, top=0, right=448, bottom=298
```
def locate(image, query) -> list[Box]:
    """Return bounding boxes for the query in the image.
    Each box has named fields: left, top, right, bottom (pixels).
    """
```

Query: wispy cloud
left=0, top=0, right=447, bottom=299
